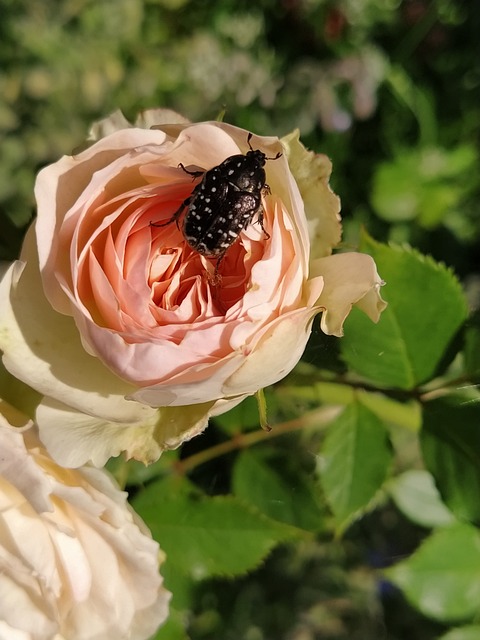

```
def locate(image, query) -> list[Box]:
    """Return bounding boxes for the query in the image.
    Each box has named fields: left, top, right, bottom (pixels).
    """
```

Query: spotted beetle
left=152, top=133, right=282, bottom=270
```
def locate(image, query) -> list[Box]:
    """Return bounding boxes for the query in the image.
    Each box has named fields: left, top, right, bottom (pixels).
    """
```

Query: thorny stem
left=173, top=405, right=342, bottom=476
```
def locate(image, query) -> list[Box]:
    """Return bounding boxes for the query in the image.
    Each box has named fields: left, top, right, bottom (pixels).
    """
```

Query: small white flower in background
left=0, top=400, right=170, bottom=640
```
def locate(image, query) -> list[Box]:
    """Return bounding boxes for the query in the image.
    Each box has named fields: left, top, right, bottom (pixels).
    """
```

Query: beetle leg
left=150, top=197, right=191, bottom=230
left=178, top=163, right=204, bottom=180
left=256, top=207, right=271, bottom=240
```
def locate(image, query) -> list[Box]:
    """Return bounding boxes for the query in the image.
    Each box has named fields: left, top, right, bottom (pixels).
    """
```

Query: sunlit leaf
left=319, top=401, right=393, bottom=533
left=341, top=237, right=468, bottom=389
left=386, top=523, right=480, bottom=622
left=151, top=608, right=189, bottom=640
left=388, top=470, right=456, bottom=529
left=133, top=478, right=299, bottom=579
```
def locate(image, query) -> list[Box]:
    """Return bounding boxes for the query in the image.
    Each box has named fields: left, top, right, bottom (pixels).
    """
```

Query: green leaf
left=464, top=311, right=480, bottom=378
left=386, top=523, right=480, bottom=622
left=341, top=238, right=468, bottom=389
left=439, top=626, right=480, bottom=640
left=421, top=396, right=480, bottom=524
left=372, top=151, right=421, bottom=223
left=319, top=401, right=393, bottom=533
left=132, top=479, right=298, bottom=580
left=371, top=145, right=477, bottom=227
left=160, top=560, right=194, bottom=611
left=151, top=609, right=189, bottom=640
left=232, top=449, right=324, bottom=532
left=388, top=470, right=455, bottom=529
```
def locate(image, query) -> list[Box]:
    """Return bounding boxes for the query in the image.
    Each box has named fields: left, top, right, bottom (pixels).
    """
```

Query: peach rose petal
left=0, top=235, right=154, bottom=425
left=2, top=244, right=239, bottom=468
left=35, top=131, right=170, bottom=302
left=222, top=309, right=320, bottom=396
left=44, top=163, right=311, bottom=398
left=312, top=252, right=387, bottom=336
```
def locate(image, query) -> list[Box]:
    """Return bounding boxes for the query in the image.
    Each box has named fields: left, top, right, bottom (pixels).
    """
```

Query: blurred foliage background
left=1, top=1, right=479, bottom=639
left=2, top=0, right=479, bottom=272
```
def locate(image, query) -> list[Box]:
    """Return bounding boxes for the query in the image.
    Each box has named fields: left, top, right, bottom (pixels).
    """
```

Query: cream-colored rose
left=0, top=400, right=170, bottom=640
left=0, top=110, right=386, bottom=467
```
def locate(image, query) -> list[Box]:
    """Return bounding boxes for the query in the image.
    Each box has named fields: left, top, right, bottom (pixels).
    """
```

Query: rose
left=0, top=110, right=386, bottom=467
left=0, top=400, right=170, bottom=640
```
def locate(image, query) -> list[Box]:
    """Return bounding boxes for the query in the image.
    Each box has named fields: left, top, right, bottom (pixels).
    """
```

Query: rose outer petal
left=0, top=231, right=154, bottom=425
left=281, top=129, right=342, bottom=259
left=35, top=398, right=216, bottom=468
left=34, top=127, right=169, bottom=314
left=312, top=252, right=387, bottom=336
left=0, top=390, right=226, bottom=472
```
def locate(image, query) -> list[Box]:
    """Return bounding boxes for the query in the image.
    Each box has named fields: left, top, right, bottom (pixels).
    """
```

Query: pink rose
left=0, top=110, right=386, bottom=467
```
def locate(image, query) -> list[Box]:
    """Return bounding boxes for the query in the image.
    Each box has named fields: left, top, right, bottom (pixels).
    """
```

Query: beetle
left=152, top=133, right=282, bottom=272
